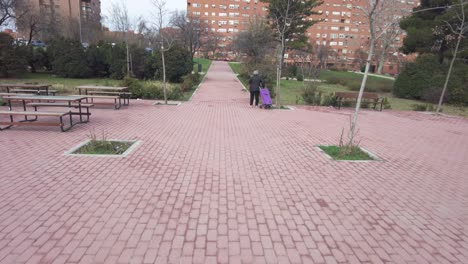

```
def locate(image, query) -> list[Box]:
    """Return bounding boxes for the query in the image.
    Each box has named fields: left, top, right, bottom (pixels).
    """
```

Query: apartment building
left=307, top=0, right=420, bottom=74
left=17, top=0, right=101, bottom=40
left=187, top=0, right=419, bottom=74
left=187, top=0, right=268, bottom=52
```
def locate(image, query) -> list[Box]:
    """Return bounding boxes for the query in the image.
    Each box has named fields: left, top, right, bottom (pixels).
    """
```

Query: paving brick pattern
left=1, top=61, right=467, bottom=263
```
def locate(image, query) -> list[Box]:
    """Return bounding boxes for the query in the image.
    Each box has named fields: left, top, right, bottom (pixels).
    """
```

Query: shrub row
left=120, top=77, right=183, bottom=100
left=394, top=54, right=468, bottom=106
left=0, top=33, right=193, bottom=83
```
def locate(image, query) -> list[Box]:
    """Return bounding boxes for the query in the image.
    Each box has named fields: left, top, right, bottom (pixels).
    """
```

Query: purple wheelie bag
left=260, top=88, right=272, bottom=108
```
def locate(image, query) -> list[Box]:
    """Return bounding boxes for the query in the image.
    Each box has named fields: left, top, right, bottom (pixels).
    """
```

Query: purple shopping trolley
left=260, top=88, right=272, bottom=109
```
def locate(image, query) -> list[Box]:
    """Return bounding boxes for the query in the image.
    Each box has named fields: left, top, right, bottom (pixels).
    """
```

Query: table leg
left=78, top=100, right=83, bottom=123
left=7, top=98, right=13, bottom=123
left=22, top=100, right=28, bottom=120
left=68, top=101, right=73, bottom=128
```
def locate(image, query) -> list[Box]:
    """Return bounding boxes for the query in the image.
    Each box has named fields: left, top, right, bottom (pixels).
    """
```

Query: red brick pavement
left=0, top=61, right=467, bottom=263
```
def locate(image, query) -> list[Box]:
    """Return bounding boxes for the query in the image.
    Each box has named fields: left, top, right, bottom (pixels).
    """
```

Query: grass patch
left=319, top=145, right=374, bottom=161
left=194, top=58, right=212, bottom=73
left=74, top=140, right=134, bottom=155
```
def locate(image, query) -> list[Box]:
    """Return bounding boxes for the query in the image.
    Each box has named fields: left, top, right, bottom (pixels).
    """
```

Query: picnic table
left=0, top=83, right=55, bottom=95
left=76, top=85, right=131, bottom=109
left=0, top=95, right=89, bottom=132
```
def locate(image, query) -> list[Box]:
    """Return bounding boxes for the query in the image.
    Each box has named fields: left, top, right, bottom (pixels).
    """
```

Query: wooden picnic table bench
left=0, top=111, right=72, bottom=132
left=0, top=83, right=53, bottom=95
left=79, top=95, right=122, bottom=110
left=0, top=95, right=88, bottom=132
left=76, top=86, right=130, bottom=106
left=11, top=89, right=58, bottom=95
left=335, top=92, right=384, bottom=111
left=27, top=102, right=94, bottom=122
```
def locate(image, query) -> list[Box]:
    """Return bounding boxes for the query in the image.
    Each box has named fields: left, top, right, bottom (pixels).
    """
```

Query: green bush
left=0, top=33, right=28, bottom=77
left=394, top=54, right=467, bottom=105
left=302, top=83, right=322, bottom=105
left=86, top=43, right=110, bottom=77
left=48, top=38, right=92, bottom=78
left=120, top=77, right=144, bottom=98
left=321, top=93, right=337, bottom=106
left=142, top=83, right=164, bottom=99
left=181, top=73, right=201, bottom=92
left=382, top=97, right=392, bottom=109
left=27, top=47, right=50, bottom=73
left=107, top=43, right=127, bottom=80
left=297, top=74, right=304, bottom=82
left=168, top=86, right=183, bottom=100
left=154, top=45, right=192, bottom=83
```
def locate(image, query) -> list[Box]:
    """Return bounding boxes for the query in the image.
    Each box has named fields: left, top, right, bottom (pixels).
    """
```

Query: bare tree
left=232, top=18, right=276, bottom=67
left=348, top=0, right=382, bottom=146
left=313, top=44, right=331, bottom=69
left=170, top=11, right=207, bottom=59
left=0, top=0, right=25, bottom=27
left=15, top=2, right=41, bottom=44
left=152, top=0, right=174, bottom=104
left=374, top=0, right=411, bottom=74
left=203, top=30, right=221, bottom=59
left=109, top=0, right=132, bottom=76
left=436, top=0, right=467, bottom=113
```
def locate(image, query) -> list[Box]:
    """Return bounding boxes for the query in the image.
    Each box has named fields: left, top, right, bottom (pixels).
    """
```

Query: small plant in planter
left=71, top=130, right=136, bottom=155
left=318, top=128, right=376, bottom=161
left=319, top=145, right=373, bottom=161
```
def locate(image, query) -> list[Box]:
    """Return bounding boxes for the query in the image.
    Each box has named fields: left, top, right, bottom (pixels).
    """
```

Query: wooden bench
left=335, top=92, right=384, bottom=111
left=11, top=89, right=58, bottom=96
left=0, top=111, right=72, bottom=132
left=0, top=92, right=32, bottom=97
left=80, top=95, right=122, bottom=109
left=87, top=91, right=131, bottom=105
left=27, top=102, right=94, bottom=122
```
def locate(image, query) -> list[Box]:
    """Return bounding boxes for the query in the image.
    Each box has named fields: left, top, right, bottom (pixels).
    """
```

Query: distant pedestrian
left=248, top=70, right=264, bottom=107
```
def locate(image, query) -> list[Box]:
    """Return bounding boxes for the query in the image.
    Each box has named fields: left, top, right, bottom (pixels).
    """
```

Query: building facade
left=189, top=0, right=419, bottom=74
left=187, top=0, right=268, bottom=52
left=17, top=0, right=101, bottom=41
left=306, top=0, right=420, bottom=74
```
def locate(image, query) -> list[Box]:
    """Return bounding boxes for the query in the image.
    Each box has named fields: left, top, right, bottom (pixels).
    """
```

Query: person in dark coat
left=248, top=70, right=264, bottom=107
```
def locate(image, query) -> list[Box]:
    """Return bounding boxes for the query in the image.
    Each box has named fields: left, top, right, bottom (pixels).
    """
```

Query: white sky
left=101, top=0, right=187, bottom=27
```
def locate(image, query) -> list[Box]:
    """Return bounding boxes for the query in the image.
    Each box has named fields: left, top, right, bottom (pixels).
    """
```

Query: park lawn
left=228, top=63, right=467, bottom=117
left=194, top=58, right=212, bottom=73
left=0, top=72, right=121, bottom=94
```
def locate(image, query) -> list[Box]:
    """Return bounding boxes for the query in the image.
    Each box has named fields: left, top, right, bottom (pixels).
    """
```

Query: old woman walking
left=248, top=70, right=264, bottom=107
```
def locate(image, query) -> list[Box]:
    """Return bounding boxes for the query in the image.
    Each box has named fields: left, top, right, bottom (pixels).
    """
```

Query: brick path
left=1, top=61, right=467, bottom=264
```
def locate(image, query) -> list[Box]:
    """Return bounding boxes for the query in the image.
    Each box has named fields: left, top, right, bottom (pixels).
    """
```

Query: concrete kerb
left=64, top=139, right=141, bottom=158
left=315, top=145, right=383, bottom=163
left=153, top=101, right=182, bottom=106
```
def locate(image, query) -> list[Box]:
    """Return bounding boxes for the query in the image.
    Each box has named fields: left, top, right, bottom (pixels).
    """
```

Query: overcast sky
left=101, top=0, right=187, bottom=27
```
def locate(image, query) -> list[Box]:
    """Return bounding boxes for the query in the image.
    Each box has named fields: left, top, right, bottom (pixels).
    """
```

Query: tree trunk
left=377, top=50, right=385, bottom=74
left=436, top=1, right=465, bottom=113
left=276, top=40, right=285, bottom=108
left=126, top=42, right=131, bottom=76
left=162, top=49, right=168, bottom=105
left=348, top=37, right=376, bottom=146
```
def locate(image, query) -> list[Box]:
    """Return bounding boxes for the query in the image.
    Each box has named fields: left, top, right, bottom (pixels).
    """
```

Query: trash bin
left=197, top=64, right=202, bottom=73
